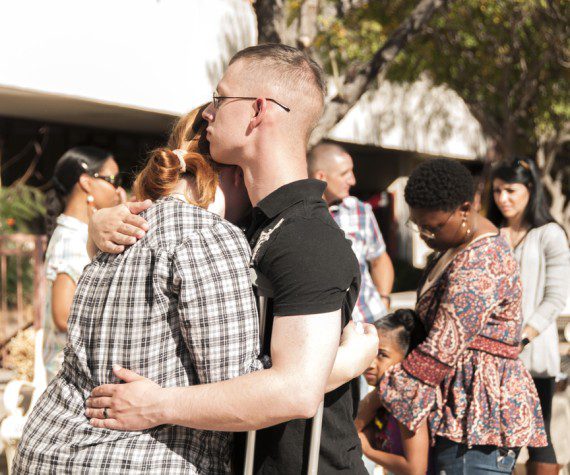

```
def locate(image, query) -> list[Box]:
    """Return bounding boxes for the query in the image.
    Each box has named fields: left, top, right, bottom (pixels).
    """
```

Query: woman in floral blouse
left=379, top=159, right=546, bottom=473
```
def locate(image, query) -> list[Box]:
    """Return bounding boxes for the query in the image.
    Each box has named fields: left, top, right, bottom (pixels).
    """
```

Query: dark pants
left=435, top=437, right=519, bottom=474
left=528, top=377, right=557, bottom=464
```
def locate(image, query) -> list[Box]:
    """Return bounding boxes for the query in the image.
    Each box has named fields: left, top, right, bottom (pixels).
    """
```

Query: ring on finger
left=103, top=408, right=109, bottom=419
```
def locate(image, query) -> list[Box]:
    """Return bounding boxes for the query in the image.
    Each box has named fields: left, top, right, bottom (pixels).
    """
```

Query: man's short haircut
left=230, top=43, right=327, bottom=101
left=230, top=44, right=326, bottom=136
left=307, top=142, right=347, bottom=175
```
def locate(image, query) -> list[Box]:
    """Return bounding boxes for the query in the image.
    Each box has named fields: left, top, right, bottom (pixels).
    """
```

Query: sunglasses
left=92, top=172, right=122, bottom=188
left=212, top=93, right=290, bottom=112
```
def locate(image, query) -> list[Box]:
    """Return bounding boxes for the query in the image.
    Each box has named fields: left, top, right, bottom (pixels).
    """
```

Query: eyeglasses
left=406, top=211, right=454, bottom=240
left=92, top=173, right=122, bottom=188
left=212, top=93, right=290, bottom=112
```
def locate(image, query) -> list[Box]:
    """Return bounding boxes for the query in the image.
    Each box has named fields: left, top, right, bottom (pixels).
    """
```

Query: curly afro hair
left=405, top=159, right=475, bottom=211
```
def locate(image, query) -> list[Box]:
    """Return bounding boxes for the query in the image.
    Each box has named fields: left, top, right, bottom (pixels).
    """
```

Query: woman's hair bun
left=133, top=147, right=218, bottom=209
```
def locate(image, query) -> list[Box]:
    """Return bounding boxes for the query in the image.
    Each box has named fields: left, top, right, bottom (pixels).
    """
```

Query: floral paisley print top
left=379, top=235, right=547, bottom=448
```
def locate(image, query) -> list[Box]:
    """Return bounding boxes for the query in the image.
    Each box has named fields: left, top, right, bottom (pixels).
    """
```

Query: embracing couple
left=13, top=44, right=378, bottom=474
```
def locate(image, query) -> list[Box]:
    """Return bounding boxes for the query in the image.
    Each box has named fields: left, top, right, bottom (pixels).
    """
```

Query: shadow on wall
left=205, top=0, right=257, bottom=89
left=332, top=75, right=488, bottom=160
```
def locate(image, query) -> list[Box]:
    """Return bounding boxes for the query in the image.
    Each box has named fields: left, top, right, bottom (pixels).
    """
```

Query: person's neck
left=63, top=194, right=90, bottom=225
left=242, top=148, right=308, bottom=206
left=505, top=213, right=527, bottom=232
left=170, top=177, right=196, bottom=201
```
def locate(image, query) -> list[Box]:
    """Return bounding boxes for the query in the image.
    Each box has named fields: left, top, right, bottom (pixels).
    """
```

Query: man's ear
left=249, top=98, right=267, bottom=131
left=78, top=174, right=92, bottom=194
left=314, top=170, right=327, bottom=182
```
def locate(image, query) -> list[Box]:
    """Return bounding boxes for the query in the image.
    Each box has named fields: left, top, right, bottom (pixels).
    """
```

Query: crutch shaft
left=307, top=400, right=324, bottom=474
left=243, top=295, right=268, bottom=475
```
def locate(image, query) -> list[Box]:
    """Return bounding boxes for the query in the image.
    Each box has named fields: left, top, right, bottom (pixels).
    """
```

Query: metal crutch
left=306, top=401, right=324, bottom=474
left=244, top=292, right=324, bottom=475
left=243, top=293, right=269, bottom=475
left=245, top=278, right=356, bottom=474
left=306, top=321, right=363, bottom=474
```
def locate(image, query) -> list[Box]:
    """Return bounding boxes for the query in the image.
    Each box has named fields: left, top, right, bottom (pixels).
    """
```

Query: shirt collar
left=56, top=214, right=88, bottom=234
left=328, top=196, right=354, bottom=213
left=255, top=179, right=326, bottom=219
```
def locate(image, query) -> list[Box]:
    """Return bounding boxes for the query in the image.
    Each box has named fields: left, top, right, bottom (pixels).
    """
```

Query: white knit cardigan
left=514, top=223, right=570, bottom=377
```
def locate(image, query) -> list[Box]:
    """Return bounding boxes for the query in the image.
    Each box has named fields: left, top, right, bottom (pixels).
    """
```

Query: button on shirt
left=244, top=179, right=366, bottom=475
left=330, top=196, right=388, bottom=323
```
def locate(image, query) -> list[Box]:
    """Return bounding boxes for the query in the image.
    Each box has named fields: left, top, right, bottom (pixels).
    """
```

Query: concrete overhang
left=0, top=85, right=178, bottom=134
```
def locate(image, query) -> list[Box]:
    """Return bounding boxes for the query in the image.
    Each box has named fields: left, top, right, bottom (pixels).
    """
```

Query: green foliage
left=0, top=184, right=46, bottom=235
left=315, top=0, right=569, bottom=157
left=0, top=184, right=45, bottom=310
left=315, top=1, right=411, bottom=72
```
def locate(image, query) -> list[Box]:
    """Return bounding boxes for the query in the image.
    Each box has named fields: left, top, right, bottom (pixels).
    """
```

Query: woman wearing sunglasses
left=379, top=159, right=547, bottom=473
left=488, top=158, right=570, bottom=475
left=43, top=146, right=123, bottom=382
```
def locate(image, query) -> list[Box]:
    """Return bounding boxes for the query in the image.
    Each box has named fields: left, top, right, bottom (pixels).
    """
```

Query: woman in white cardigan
left=489, top=157, right=570, bottom=475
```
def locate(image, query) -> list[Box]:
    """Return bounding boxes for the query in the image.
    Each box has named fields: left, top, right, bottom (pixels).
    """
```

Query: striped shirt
left=330, top=196, right=387, bottom=323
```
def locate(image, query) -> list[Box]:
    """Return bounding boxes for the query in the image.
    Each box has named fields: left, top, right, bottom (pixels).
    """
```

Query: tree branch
left=254, top=0, right=287, bottom=44
left=309, top=0, right=450, bottom=146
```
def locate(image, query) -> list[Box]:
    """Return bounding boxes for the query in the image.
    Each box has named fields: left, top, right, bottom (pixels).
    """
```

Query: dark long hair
left=487, top=157, right=556, bottom=230
left=374, top=309, right=427, bottom=355
left=45, top=146, right=111, bottom=238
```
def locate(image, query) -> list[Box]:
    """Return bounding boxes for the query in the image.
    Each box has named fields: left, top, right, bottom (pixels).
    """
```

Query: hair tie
left=516, top=159, right=531, bottom=171
left=172, top=149, right=187, bottom=173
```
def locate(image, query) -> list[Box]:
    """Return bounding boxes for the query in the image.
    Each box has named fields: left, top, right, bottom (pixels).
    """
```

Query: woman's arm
left=51, top=273, right=77, bottom=332
left=356, top=389, right=381, bottom=431
left=360, top=420, right=429, bottom=475
left=525, top=225, right=570, bottom=336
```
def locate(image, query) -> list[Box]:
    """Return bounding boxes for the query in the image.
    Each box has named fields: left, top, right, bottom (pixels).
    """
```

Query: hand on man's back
left=90, top=200, right=152, bottom=254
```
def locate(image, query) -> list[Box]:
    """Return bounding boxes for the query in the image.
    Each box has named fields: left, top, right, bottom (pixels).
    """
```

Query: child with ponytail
left=356, top=309, right=432, bottom=475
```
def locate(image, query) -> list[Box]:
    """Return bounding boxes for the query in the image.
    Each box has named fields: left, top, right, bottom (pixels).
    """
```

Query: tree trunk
left=254, top=0, right=320, bottom=49
left=536, top=124, right=570, bottom=235
left=254, top=0, right=288, bottom=45
left=309, top=0, right=449, bottom=146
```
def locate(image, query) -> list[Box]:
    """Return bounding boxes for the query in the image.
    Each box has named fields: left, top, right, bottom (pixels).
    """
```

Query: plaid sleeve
left=172, top=221, right=262, bottom=384
left=364, top=202, right=386, bottom=261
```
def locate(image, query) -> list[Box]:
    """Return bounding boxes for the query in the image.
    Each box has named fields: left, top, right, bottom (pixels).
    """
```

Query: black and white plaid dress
left=13, top=196, right=261, bottom=474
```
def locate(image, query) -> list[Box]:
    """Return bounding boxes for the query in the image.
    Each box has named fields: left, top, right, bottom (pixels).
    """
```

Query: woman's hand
left=85, top=365, right=167, bottom=431
left=522, top=325, right=539, bottom=341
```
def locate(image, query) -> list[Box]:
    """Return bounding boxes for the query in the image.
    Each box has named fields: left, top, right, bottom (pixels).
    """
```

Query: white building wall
left=0, top=1, right=487, bottom=159
left=330, top=76, right=488, bottom=160
left=0, top=0, right=257, bottom=114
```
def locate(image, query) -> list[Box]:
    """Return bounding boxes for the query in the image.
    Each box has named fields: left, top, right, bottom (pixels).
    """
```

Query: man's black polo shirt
left=245, top=179, right=366, bottom=474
